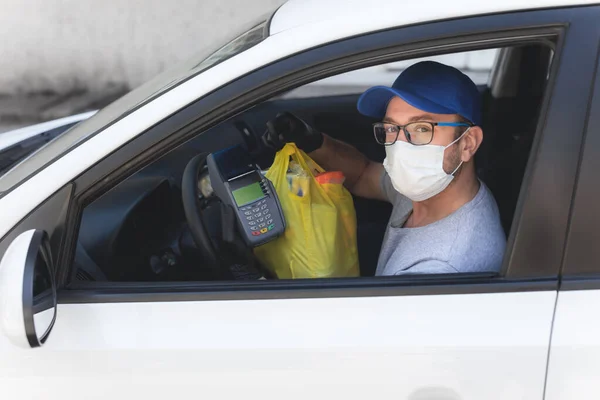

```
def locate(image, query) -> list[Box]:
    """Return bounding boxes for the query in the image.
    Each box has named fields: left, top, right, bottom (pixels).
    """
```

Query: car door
left=544, top=42, right=600, bottom=400
left=1, top=7, right=599, bottom=400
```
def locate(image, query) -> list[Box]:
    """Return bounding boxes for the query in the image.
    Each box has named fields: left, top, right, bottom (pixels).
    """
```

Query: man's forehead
left=384, top=96, right=452, bottom=122
left=383, top=114, right=439, bottom=124
left=384, top=98, right=458, bottom=124
left=385, top=96, right=435, bottom=118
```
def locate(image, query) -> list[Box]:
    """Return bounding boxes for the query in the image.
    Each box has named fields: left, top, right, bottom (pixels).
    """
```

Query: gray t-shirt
left=376, top=172, right=506, bottom=276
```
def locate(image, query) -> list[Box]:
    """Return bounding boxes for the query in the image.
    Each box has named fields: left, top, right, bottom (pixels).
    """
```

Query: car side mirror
left=0, top=229, right=57, bottom=348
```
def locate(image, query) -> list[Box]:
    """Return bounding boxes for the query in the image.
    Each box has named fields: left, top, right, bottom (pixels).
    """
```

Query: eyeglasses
left=373, top=121, right=473, bottom=146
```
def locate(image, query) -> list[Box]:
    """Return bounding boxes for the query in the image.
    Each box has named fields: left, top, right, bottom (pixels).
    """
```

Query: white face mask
left=382, top=129, right=469, bottom=202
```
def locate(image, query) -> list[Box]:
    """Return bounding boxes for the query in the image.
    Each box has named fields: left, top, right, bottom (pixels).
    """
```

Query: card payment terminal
left=207, top=146, right=286, bottom=247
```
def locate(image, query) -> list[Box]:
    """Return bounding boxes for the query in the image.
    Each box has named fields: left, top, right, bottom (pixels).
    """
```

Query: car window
left=278, top=49, right=498, bottom=99
left=0, top=13, right=272, bottom=197
left=71, top=44, right=553, bottom=284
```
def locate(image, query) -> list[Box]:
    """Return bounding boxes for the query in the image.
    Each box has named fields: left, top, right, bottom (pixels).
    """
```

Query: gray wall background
left=0, top=0, right=284, bottom=131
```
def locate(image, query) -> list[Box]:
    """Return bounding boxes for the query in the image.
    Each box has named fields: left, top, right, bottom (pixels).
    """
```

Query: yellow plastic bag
left=254, top=143, right=360, bottom=279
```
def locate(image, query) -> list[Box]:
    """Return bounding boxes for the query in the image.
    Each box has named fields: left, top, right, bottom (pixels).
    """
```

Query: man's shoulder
left=461, top=181, right=503, bottom=227
left=449, top=181, right=506, bottom=272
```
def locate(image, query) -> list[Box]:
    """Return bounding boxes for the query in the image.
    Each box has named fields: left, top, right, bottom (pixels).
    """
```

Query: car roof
left=270, top=0, right=599, bottom=35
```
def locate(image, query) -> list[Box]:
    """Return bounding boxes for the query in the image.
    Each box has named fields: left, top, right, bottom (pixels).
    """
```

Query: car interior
left=71, top=44, right=553, bottom=284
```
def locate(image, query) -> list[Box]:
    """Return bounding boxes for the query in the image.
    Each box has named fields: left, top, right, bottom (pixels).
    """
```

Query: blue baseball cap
left=357, top=61, right=482, bottom=126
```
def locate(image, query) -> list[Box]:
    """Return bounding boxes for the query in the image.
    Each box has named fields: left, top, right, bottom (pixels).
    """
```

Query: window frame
left=6, top=7, right=597, bottom=303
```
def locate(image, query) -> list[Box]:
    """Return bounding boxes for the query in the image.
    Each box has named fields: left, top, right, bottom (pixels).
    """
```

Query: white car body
left=1, top=0, right=600, bottom=399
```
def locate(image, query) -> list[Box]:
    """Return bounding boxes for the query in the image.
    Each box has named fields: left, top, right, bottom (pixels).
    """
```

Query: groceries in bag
left=254, top=143, right=360, bottom=279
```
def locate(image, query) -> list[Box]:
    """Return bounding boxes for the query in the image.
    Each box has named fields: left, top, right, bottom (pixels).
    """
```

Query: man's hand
left=262, top=112, right=324, bottom=153
left=263, top=111, right=387, bottom=202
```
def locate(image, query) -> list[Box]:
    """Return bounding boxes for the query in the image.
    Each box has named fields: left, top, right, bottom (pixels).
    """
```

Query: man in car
left=263, top=61, right=506, bottom=275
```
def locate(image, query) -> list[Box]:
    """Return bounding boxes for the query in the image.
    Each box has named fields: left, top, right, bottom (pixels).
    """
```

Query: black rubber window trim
left=61, top=275, right=557, bottom=304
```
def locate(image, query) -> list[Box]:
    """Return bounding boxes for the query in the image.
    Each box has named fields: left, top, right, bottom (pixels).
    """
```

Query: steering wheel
left=181, top=153, right=221, bottom=272
left=182, top=153, right=261, bottom=278
left=182, top=152, right=268, bottom=281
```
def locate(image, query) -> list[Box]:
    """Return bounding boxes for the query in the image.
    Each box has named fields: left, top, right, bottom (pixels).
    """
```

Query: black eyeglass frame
left=372, top=121, right=474, bottom=146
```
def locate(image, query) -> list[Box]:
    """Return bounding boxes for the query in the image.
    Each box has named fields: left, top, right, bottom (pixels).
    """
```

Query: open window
left=71, top=41, right=554, bottom=284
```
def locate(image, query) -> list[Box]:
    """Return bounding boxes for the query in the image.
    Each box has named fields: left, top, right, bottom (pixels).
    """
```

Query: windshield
left=0, top=14, right=271, bottom=196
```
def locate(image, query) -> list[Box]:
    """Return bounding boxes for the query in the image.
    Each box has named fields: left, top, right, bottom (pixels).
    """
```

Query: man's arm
left=262, top=112, right=387, bottom=202
left=392, top=260, right=458, bottom=275
left=310, top=134, right=387, bottom=202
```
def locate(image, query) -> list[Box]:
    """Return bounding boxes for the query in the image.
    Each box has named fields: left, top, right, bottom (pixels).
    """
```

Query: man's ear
left=460, top=126, right=483, bottom=162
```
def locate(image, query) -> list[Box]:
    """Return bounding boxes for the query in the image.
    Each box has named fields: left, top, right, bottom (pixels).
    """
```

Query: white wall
left=0, top=0, right=285, bottom=95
